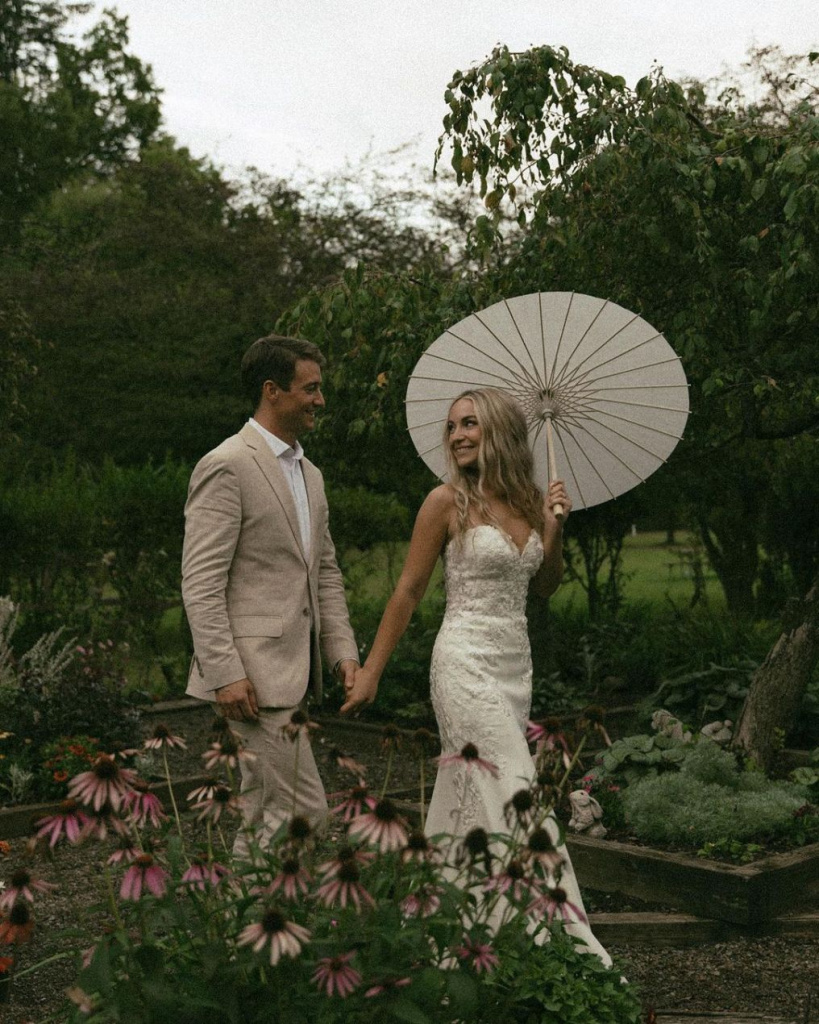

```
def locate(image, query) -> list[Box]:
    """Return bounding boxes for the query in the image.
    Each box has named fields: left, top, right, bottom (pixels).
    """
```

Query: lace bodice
left=442, top=525, right=543, bottom=619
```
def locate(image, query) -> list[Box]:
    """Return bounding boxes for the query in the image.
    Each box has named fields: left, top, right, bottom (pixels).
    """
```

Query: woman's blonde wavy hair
left=444, top=388, right=545, bottom=540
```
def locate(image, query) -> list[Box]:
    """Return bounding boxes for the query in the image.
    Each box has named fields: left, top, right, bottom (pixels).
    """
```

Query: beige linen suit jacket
left=182, top=422, right=358, bottom=708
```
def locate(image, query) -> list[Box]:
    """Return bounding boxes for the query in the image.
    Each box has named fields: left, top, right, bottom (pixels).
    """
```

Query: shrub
left=0, top=600, right=141, bottom=801
left=621, top=741, right=810, bottom=848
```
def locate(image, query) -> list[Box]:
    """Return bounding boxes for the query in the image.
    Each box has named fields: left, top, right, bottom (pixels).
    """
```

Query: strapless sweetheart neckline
left=447, top=523, right=539, bottom=558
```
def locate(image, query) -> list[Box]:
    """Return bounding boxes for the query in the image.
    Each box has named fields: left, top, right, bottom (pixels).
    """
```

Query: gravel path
left=4, top=706, right=818, bottom=1022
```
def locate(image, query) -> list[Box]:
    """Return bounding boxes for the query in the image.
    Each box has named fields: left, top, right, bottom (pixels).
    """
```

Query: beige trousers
left=231, top=706, right=328, bottom=860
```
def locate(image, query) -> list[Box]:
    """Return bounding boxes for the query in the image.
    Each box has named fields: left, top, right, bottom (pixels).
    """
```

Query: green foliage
left=596, top=732, right=690, bottom=786
left=696, top=838, right=765, bottom=864
left=641, top=660, right=755, bottom=726
left=0, top=601, right=141, bottom=799
left=0, top=455, right=189, bottom=663
left=0, top=298, right=40, bottom=445
left=479, top=929, right=641, bottom=1023
left=621, top=740, right=810, bottom=847
left=36, top=734, right=103, bottom=800
left=326, top=486, right=411, bottom=553
left=0, top=1, right=162, bottom=238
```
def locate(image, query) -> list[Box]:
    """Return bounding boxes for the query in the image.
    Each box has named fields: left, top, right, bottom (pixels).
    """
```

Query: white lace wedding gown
left=424, top=524, right=611, bottom=965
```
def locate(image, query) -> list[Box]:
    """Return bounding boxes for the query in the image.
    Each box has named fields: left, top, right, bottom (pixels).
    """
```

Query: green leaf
left=446, top=971, right=479, bottom=1017
left=390, top=998, right=433, bottom=1024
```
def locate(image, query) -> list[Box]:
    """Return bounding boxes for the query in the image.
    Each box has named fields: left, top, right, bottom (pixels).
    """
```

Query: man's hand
left=340, top=665, right=379, bottom=716
left=215, top=677, right=259, bottom=722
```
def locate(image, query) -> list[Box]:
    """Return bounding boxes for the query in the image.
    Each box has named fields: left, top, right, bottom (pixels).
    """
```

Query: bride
left=342, top=387, right=610, bottom=964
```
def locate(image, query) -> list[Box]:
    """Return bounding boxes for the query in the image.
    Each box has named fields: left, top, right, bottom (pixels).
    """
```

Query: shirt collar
left=248, top=417, right=304, bottom=460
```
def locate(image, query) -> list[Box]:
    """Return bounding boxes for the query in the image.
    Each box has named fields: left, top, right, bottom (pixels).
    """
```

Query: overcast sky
left=80, top=0, right=818, bottom=182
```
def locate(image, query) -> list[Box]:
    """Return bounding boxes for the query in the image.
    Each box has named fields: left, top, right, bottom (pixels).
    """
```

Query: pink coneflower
left=578, top=706, right=612, bottom=747
left=124, top=780, right=167, bottom=829
left=143, top=723, right=187, bottom=751
left=524, top=827, right=565, bottom=874
left=311, top=951, right=361, bottom=998
left=457, top=827, right=492, bottom=872
left=66, top=986, right=96, bottom=1013
left=34, top=799, right=91, bottom=848
left=328, top=747, right=367, bottom=777
left=315, top=859, right=375, bottom=911
left=527, top=886, right=587, bottom=926
left=287, top=815, right=313, bottom=845
left=436, top=743, right=499, bottom=778
left=0, top=868, right=56, bottom=911
left=201, top=732, right=256, bottom=771
left=120, top=853, right=169, bottom=901
left=282, top=709, right=320, bottom=742
left=317, top=846, right=375, bottom=880
left=68, top=755, right=136, bottom=812
left=400, top=885, right=441, bottom=918
left=106, top=844, right=140, bottom=867
left=381, top=723, right=402, bottom=751
left=330, top=784, right=377, bottom=822
left=0, top=902, right=33, bottom=944
left=186, top=778, right=222, bottom=803
left=347, top=799, right=408, bottom=852
left=190, top=784, right=244, bottom=824
left=527, top=717, right=572, bottom=769
left=265, top=857, right=311, bottom=901
left=454, top=936, right=500, bottom=974
left=401, top=830, right=440, bottom=864
left=412, top=728, right=438, bottom=757
left=484, top=859, right=539, bottom=902
left=504, top=788, right=536, bottom=827
left=80, top=803, right=132, bottom=842
left=181, top=859, right=231, bottom=890
left=365, top=976, right=412, bottom=998
left=237, top=907, right=310, bottom=965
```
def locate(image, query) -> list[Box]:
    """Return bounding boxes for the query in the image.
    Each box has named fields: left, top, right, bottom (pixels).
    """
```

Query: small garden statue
left=568, top=789, right=607, bottom=838
left=700, top=719, right=733, bottom=745
left=651, top=708, right=692, bottom=744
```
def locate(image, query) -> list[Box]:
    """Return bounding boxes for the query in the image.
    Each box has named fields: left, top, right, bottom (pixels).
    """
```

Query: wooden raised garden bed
left=565, top=832, right=819, bottom=926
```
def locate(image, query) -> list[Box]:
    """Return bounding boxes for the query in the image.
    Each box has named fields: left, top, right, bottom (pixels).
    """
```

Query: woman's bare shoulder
left=422, top=484, right=457, bottom=514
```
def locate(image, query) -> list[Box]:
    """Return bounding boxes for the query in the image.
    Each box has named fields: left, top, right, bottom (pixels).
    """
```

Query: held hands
left=340, top=664, right=379, bottom=716
left=546, top=480, right=572, bottom=523
left=215, top=677, right=259, bottom=722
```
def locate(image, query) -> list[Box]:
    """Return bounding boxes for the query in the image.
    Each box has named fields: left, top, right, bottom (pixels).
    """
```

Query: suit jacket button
left=302, top=608, right=309, bottom=617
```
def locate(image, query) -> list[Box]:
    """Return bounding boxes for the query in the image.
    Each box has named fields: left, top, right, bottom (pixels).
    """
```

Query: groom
left=182, top=334, right=359, bottom=855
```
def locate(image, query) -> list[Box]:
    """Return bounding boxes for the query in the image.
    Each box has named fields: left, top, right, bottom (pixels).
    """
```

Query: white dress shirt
left=248, top=418, right=311, bottom=559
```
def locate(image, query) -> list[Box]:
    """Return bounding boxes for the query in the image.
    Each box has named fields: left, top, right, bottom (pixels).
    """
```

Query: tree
left=0, top=298, right=39, bottom=445
left=0, top=0, right=161, bottom=240
left=437, top=44, right=819, bottom=616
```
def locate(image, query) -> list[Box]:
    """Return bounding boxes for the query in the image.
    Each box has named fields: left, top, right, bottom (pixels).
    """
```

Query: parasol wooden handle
left=545, top=416, right=565, bottom=521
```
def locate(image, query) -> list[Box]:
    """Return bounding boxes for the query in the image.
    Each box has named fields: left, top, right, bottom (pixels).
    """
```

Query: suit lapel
left=303, top=459, right=324, bottom=568
left=240, top=423, right=307, bottom=562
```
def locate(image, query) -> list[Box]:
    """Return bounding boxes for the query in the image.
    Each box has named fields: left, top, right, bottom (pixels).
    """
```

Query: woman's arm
left=531, top=480, right=572, bottom=599
left=340, top=486, right=453, bottom=714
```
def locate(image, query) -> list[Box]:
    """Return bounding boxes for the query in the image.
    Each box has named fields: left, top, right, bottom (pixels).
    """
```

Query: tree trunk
left=732, top=571, right=819, bottom=773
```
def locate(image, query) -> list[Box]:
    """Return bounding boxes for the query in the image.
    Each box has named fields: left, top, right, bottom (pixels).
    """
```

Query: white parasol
left=405, top=291, right=689, bottom=511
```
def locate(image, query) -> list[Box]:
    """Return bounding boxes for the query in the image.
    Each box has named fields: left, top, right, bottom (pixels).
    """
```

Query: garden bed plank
left=566, top=833, right=819, bottom=925
left=656, top=1015, right=796, bottom=1023
left=590, top=911, right=819, bottom=945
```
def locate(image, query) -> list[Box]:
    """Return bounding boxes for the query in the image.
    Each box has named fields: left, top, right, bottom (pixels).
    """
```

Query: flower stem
left=292, top=733, right=301, bottom=818
left=162, top=749, right=188, bottom=859
left=379, top=747, right=394, bottom=799
left=418, top=759, right=426, bottom=832
left=103, top=865, right=124, bottom=931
